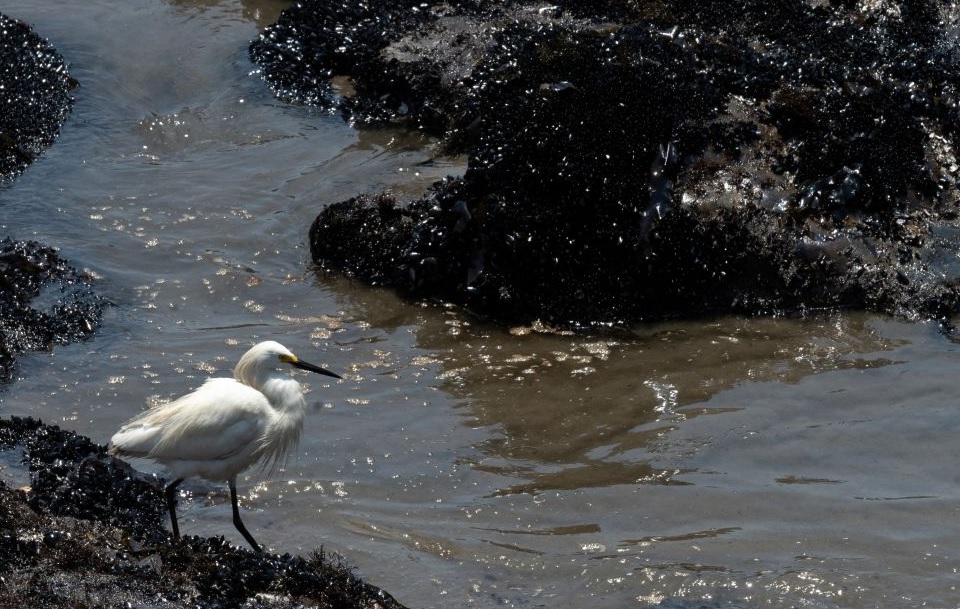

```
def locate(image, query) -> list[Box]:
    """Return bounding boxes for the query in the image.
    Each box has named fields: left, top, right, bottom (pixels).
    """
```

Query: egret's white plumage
left=109, top=340, right=341, bottom=551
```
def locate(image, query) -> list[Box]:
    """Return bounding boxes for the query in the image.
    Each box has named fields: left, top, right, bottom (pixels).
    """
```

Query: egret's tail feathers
left=109, top=424, right=162, bottom=458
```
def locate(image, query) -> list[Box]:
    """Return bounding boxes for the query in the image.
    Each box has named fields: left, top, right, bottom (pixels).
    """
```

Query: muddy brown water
left=2, top=2, right=960, bottom=607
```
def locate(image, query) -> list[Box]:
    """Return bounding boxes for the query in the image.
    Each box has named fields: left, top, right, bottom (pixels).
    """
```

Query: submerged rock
left=253, top=1, right=960, bottom=327
left=0, top=417, right=409, bottom=609
left=0, top=238, right=105, bottom=382
left=0, top=12, right=75, bottom=184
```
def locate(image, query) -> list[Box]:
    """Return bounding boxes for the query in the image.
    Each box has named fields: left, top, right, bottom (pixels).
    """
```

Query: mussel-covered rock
left=0, top=417, right=409, bottom=609
left=0, top=238, right=105, bottom=382
left=0, top=12, right=75, bottom=184
left=254, top=1, right=960, bottom=327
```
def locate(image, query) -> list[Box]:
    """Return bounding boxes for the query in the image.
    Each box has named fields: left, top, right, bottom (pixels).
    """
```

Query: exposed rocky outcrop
left=0, top=416, right=409, bottom=609
left=0, top=238, right=105, bottom=382
left=252, top=1, right=960, bottom=329
left=0, top=12, right=75, bottom=184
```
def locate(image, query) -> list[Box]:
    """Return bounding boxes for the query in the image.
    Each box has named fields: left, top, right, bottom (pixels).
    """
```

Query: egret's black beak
left=293, top=359, right=342, bottom=379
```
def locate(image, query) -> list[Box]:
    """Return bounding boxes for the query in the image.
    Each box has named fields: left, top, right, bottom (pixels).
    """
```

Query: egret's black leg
left=164, top=478, right=185, bottom=540
left=229, top=479, right=262, bottom=552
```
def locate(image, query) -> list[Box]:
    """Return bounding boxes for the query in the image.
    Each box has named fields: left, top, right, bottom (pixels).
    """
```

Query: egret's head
left=235, top=341, right=341, bottom=387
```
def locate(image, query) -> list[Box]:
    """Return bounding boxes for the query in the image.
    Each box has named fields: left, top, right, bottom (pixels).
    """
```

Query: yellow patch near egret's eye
left=279, top=354, right=297, bottom=364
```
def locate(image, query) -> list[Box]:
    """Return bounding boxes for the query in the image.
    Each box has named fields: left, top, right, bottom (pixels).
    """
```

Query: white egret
left=108, top=340, right=342, bottom=552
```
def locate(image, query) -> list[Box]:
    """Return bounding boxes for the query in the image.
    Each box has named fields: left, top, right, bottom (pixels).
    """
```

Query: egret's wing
left=110, top=378, right=270, bottom=462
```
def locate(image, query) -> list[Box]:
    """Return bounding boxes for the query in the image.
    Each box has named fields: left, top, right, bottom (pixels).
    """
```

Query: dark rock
left=255, top=1, right=960, bottom=327
left=0, top=12, right=76, bottom=184
left=0, top=416, right=409, bottom=609
left=0, top=238, right=105, bottom=383
left=311, top=194, right=418, bottom=287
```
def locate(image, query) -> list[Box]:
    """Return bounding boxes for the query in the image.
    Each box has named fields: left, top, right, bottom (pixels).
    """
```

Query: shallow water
left=2, top=2, right=960, bottom=607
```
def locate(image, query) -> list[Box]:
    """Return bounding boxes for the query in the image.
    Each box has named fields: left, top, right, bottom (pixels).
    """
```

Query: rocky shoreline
left=0, top=416, right=407, bottom=609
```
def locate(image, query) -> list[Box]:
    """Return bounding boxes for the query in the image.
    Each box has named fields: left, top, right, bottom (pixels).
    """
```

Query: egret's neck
left=257, top=376, right=307, bottom=415
left=254, top=376, right=307, bottom=474
left=235, top=356, right=272, bottom=390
